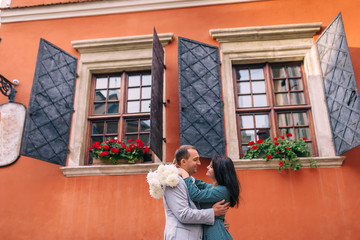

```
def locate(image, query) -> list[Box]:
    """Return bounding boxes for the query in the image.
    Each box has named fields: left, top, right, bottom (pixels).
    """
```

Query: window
left=86, top=72, right=152, bottom=164
left=234, top=63, right=317, bottom=157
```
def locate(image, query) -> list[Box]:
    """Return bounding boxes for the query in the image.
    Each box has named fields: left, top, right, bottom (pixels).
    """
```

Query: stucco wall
left=0, top=0, right=359, bottom=239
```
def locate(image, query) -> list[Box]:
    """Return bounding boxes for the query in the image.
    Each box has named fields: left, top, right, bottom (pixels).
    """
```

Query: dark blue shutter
left=316, top=13, right=360, bottom=155
left=178, top=37, right=225, bottom=158
left=150, top=28, right=165, bottom=161
left=21, top=39, right=78, bottom=165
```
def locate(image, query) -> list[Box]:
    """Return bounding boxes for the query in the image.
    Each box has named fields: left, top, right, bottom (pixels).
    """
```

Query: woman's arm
left=194, top=178, right=212, bottom=190
left=184, top=177, right=227, bottom=203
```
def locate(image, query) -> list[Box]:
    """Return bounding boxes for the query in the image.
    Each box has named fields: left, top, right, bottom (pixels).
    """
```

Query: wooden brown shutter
left=178, top=37, right=225, bottom=158
left=21, top=39, right=78, bottom=165
left=150, top=28, right=165, bottom=161
left=316, top=13, right=360, bottom=155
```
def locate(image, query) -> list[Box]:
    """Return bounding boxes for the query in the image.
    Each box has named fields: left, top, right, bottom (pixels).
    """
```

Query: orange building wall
left=1, top=0, right=360, bottom=239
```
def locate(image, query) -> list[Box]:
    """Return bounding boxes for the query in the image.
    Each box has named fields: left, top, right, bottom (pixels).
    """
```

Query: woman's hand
left=177, top=168, right=190, bottom=178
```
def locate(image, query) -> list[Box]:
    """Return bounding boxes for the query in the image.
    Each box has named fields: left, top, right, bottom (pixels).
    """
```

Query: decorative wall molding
left=0, top=0, right=261, bottom=23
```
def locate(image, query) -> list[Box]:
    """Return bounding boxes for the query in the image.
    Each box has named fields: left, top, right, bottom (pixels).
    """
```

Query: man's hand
left=177, top=168, right=190, bottom=178
left=212, top=200, right=230, bottom=216
left=224, top=219, right=230, bottom=230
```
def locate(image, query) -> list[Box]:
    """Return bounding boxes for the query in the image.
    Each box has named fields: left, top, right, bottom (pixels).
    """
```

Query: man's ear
left=180, top=158, right=186, bottom=166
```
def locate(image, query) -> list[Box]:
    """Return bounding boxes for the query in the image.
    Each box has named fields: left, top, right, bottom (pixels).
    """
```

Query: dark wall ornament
left=21, top=39, right=78, bottom=166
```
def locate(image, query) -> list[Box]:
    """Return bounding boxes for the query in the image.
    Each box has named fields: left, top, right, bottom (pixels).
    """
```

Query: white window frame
left=209, top=23, right=345, bottom=170
left=60, top=33, right=173, bottom=177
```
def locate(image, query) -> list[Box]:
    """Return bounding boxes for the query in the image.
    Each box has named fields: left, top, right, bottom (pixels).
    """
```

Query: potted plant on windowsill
left=89, top=138, right=150, bottom=165
left=242, top=133, right=317, bottom=171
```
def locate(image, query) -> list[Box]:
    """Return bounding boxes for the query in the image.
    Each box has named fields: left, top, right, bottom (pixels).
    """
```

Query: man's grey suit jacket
left=163, top=176, right=214, bottom=240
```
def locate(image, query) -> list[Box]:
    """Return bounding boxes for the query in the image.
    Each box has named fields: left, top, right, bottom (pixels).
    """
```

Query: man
left=163, top=145, right=229, bottom=240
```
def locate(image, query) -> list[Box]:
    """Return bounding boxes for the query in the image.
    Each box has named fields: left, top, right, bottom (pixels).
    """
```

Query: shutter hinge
left=163, top=99, right=170, bottom=107
left=162, top=138, right=166, bottom=143
left=163, top=64, right=167, bottom=70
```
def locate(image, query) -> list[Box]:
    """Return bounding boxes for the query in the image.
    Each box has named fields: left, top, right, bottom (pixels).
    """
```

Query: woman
left=178, top=155, right=240, bottom=240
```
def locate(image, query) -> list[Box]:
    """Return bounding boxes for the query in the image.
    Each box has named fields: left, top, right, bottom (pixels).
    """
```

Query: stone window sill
left=60, top=156, right=345, bottom=177
left=233, top=156, right=345, bottom=170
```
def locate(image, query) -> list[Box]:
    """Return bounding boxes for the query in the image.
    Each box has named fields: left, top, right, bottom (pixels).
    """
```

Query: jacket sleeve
left=164, top=179, right=215, bottom=225
left=184, top=177, right=227, bottom=203
left=194, top=178, right=213, bottom=190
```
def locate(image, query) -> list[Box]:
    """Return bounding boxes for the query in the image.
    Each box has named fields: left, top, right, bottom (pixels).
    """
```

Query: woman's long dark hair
left=212, top=155, right=240, bottom=208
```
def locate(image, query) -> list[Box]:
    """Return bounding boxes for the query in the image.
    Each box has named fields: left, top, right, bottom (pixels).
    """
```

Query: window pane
left=250, top=68, right=264, bottom=80
left=126, top=134, right=138, bottom=142
left=94, top=103, right=105, bottom=115
left=95, top=77, right=108, bottom=89
left=287, top=66, right=301, bottom=77
left=238, top=82, right=250, bottom=94
left=109, top=77, right=121, bottom=88
left=279, top=128, right=293, bottom=138
left=252, top=81, right=265, bottom=93
left=295, top=127, right=310, bottom=140
left=91, top=136, right=103, bottom=144
left=128, top=75, right=140, bottom=87
left=242, top=145, right=250, bottom=154
left=253, top=94, right=267, bottom=107
left=95, top=90, right=107, bottom=101
left=92, top=122, right=104, bottom=134
left=275, top=93, right=289, bottom=105
left=238, top=95, right=252, bottom=108
left=141, top=100, right=151, bottom=112
left=142, top=87, right=151, bottom=99
left=107, top=102, right=119, bottom=114
left=290, top=92, right=305, bottom=104
left=289, top=78, right=303, bottom=90
left=293, top=112, right=308, bottom=125
left=273, top=79, right=287, bottom=92
left=240, top=115, right=254, bottom=128
left=255, top=114, right=269, bottom=128
left=140, top=134, right=150, bottom=146
left=142, top=74, right=152, bottom=86
left=256, top=129, right=270, bottom=140
left=106, top=121, right=118, bottom=134
left=108, top=89, right=120, bottom=100
left=127, top=101, right=139, bottom=113
left=241, top=130, right=255, bottom=143
left=126, top=120, right=138, bottom=133
left=128, top=88, right=140, bottom=100
left=278, top=113, right=292, bottom=127
left=237, top=69, right=249, bottom=81
left=272, top=66, right=286, bottom=78
left=140, top=119, right=150, bottom=132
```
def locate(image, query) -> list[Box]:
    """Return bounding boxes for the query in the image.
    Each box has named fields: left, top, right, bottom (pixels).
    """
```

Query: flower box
left=92, top=157, right=144, bottom=165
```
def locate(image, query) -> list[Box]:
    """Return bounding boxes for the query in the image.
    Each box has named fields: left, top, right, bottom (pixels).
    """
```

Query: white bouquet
left=147, top=164, right=179, bottom=199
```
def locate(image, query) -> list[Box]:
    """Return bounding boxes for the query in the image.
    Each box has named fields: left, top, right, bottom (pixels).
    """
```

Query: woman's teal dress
left=184, top=177, right=233, bottom=240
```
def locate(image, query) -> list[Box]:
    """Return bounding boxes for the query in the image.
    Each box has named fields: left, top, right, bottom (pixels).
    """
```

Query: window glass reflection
left=92, top=122, right=104, bottom=134
left=295, top=127, right=310, bottom=140
left=95, top=90, right=107, bottom=101
left=293, top=112, right=308, bottom=125
left=238, top=82, right=251, bottom=94
left=241, top=130, right=255, bottom=143
left=127, top=101, right=139, bottom=113
left=273, top=79, right=288, bottom=92
left=238, top=95, right=252, bottom=108
left=250, top=68, right=264, bottom=80
left=275, top=93, right=289, bottom=105
left=106, top=121, right=118, bottom=134
left=290, top=93, right=305, bottom=104
left=128, top=88, right=140, bottom=100
left=140, top=119, right=150, bottom=132
left=256, top=129, right=270, bottom=140
left=142, top=75, right=152, bottom=86
left=142, top=87, right=151, bottom=99
left=253, top=95, right=267, bottom=107
left=272, top=66, right=286, bottom=78
left=128, top=75, right=140, bottom=87
left=108, top=89, right=120, bottom=100
left=140, top=134, right=150, bottom=146
left=95, top=77, right=108, bottom=89
left=255, top=115, right=269, bottom=128
left=107, top=102, right=119, bottom=114
left=141, top=100, right=151, bottom=112
left=278, top=113, right=292, bottom=127
left=126, top=120, right=138, bottom=133
left=237, top=69, right=249, bottom=81
left=287, top=66, right=301, bottom=77
left=289, top=78, right=303, bottom=90
left=109, top=77, right=121, bottom=88
left=94, top=103, right=105, bottom=115
left=252, top=81, right=265, bottom=93
left=240, top=115, right=254, bottom=128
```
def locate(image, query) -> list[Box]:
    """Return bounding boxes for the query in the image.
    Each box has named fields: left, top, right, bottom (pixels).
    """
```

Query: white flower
left=146, top=170, right=157, bottom=183
left=164, top=164, right=178, bottom=175
left=166, top=173, right=179, bottom=187
left=148, top=178, right=162, bottom=190
left=150, top=187, right=164, bottom=199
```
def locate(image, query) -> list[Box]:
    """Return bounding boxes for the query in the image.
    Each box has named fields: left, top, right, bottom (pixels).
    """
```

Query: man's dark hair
left=175, top=145, right=196, bottom=165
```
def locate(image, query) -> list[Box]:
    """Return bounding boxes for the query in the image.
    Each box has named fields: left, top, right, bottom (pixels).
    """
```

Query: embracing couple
left=163, top=145, right=240, bottom=240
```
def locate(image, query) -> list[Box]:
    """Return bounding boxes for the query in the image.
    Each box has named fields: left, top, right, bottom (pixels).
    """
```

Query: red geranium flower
left=256, top=139, right=263, bottom=144
left=302, top=137, right=307, bottom=141
left=248, top=141, right=255, bottom=146
left=135, top=139, right=143, bottom=144
left=89, top=147, right=92, bottom=151
left=279, top=161, right=284, bottom=167
left=275, top=142, right=279, bottom=146
left=110, top=139, right=115, bottom=143
left=122, top=144, right=126, bottom=148
left=274, top=137, right=278, bottom=141
left=92, top=141, right=101, bottom=148
left=137, top=142, right=144, bottom=149
left=128, top=139, right=133, bottom=143
left=143, top=146, right=150, bottom=153
left=103, top=145, right=110, bottom=150
left=266, top=154, right=272, bottom=160
left=117, top=140, right=123, bottom=144
left=111, top=147, right=119, bottom=154
left=252, top=145, right=258, bottom=150
left=242, top=154, right=245, bottom=158
left=105, top=140, right=109, bottom=144
left=286, top=133, right=292, bottom=137
left=279, top=136, right=285, bottom=139
left=126, top=147, right=131, bottom=152
left=277, top=150, right=280, bottom=154
left=286, top=147, right=290, bottom=151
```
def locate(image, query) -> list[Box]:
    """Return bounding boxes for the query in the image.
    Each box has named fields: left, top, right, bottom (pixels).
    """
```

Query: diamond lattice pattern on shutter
left=316, top=13, right=360, bottom=155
